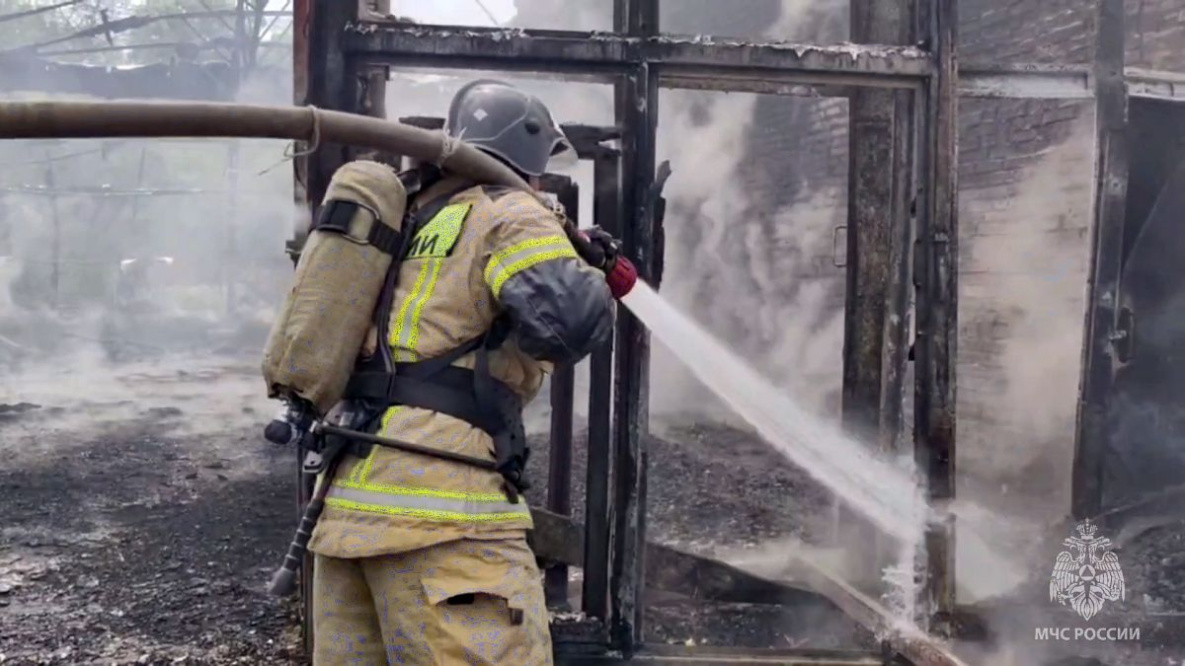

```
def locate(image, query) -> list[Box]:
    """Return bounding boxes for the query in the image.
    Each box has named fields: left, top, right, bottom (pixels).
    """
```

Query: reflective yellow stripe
left=378, top=405, right=404, bottom=434
left=390, top=259, right=444, bottom=363
left=326, top=484, right=532, bottom=524
left=335, top=479, right=508, bottom=503
left=390, top=261, right=431, bottom=348
left=483, top=235, right=578, bottom=298
left=489, top=247, right=578, bottom=296
left=406, top=260, right=443, bottom=355
left=406, top=203, right=471, bottom=259
left=388, top=204, right=471, bottom=362
left=326, top=499, right=532, bottom=524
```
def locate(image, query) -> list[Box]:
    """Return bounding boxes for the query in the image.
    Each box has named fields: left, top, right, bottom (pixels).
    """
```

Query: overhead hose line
left=0, top=100, right=535, bottom=197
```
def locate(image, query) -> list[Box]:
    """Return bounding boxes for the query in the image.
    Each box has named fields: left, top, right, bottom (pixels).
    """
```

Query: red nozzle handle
left=607, top=256, right=637, bottom=300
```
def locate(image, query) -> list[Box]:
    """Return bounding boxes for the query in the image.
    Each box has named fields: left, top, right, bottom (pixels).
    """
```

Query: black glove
left=566, top=224, right=621, bottom=272
left=564, top=224, right=636, bottom=299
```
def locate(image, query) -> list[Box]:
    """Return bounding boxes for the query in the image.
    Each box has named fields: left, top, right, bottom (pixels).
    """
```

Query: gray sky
left=397, top=0, right=518, bottom=26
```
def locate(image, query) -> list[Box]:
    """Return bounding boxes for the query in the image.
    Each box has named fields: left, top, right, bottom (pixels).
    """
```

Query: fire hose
left=0, top=100, right=533, bottom=193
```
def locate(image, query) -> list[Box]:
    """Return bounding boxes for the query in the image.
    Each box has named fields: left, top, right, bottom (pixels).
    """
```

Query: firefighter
left=306, top=79, right=637, bottom=664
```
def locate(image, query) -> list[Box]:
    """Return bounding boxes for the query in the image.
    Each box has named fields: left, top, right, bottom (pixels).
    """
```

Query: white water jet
left=623, top=281, right=1035, bottom=623
left=621, top=282, right=929, bottom=544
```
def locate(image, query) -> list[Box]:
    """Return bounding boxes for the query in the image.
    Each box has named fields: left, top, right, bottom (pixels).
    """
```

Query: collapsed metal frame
left=289, top=0, right=1160, bottom=663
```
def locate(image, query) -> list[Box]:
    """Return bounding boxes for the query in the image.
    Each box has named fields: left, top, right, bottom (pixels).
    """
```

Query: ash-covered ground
left=0, top=339, right=864, bottom=665
left=3, top=341, right=1185, bottom=665
left=0, top=351, right=303, bottom=665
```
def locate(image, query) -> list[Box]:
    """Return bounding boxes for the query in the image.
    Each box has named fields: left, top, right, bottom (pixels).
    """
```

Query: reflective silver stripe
left=327, top=484, right=531, bottom=521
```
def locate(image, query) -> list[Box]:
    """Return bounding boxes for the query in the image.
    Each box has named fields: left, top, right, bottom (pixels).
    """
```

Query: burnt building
left=512, top=0, right=1185, bottom=523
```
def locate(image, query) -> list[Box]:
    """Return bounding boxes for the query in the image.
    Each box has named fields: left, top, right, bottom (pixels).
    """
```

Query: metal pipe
left=0, top=101, right=532, bottom=193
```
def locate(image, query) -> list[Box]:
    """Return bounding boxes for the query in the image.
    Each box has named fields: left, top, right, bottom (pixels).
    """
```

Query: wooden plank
left=530, top=509, right=824, bottom=609
left=784, top=556, right=971, bottom=666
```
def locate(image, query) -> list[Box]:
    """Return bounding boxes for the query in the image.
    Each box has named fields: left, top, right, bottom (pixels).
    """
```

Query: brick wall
left=955, top=101, right=1094, bottom=503
left=953, top=1, right=1097, bottom=534
left=1127, top=0, right=1185, bottom=70
left=961, top=0, right=1094, bottom=65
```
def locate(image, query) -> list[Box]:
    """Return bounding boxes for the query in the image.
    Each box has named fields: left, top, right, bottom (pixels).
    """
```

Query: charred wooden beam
left=1126, top=67, right=1185, bottom=101
left=1073, top=0, right=1130, bottom=520
left=530, top=509, right=825, bottom=609
left=785, top=557, right=970, bottom=666
left=913, top=0, right=959, bottom=637
left=544, top=176, right=581, bottom=612
left=546, top=359, right=577, bottom=611
left=610, top=2, right=660, bottom=653
left=287, top=0, right=311, bottom=260
left=299, top=0, right=358, bottom=211
left=959, top=63, right=1093, bottom=99
left=838, top=0, right=917, bottom=592
left=582, top=148, right=620, bottom=623
left=341, top=22, right=932, bottom=89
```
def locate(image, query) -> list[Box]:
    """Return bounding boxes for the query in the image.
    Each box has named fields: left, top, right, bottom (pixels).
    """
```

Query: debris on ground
left=4, top=355, right=1185, bottom=664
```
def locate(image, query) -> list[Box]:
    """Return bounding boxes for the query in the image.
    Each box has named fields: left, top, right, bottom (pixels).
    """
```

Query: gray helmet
left=445, top=79, right=575, bottom=177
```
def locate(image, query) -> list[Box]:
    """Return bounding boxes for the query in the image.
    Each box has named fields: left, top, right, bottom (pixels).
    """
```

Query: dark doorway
left=1103, top=97, right=1185, bottom=513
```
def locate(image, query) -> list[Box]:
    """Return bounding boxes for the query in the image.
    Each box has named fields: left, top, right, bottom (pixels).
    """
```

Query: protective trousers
left=312, top=538, right=553, bottom=665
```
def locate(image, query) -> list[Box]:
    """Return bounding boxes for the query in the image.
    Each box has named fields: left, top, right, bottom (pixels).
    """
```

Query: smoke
left=953, top=111, right=1096, bottom=604
left=930, top=115, right=1110, bottom=666
left=650, top=0, right=849, bottom=426
left=0, top=66, right=296, bottom=446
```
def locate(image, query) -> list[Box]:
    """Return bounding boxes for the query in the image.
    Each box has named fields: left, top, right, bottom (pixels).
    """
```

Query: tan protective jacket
left=309, top=175, right=615, bottom=559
